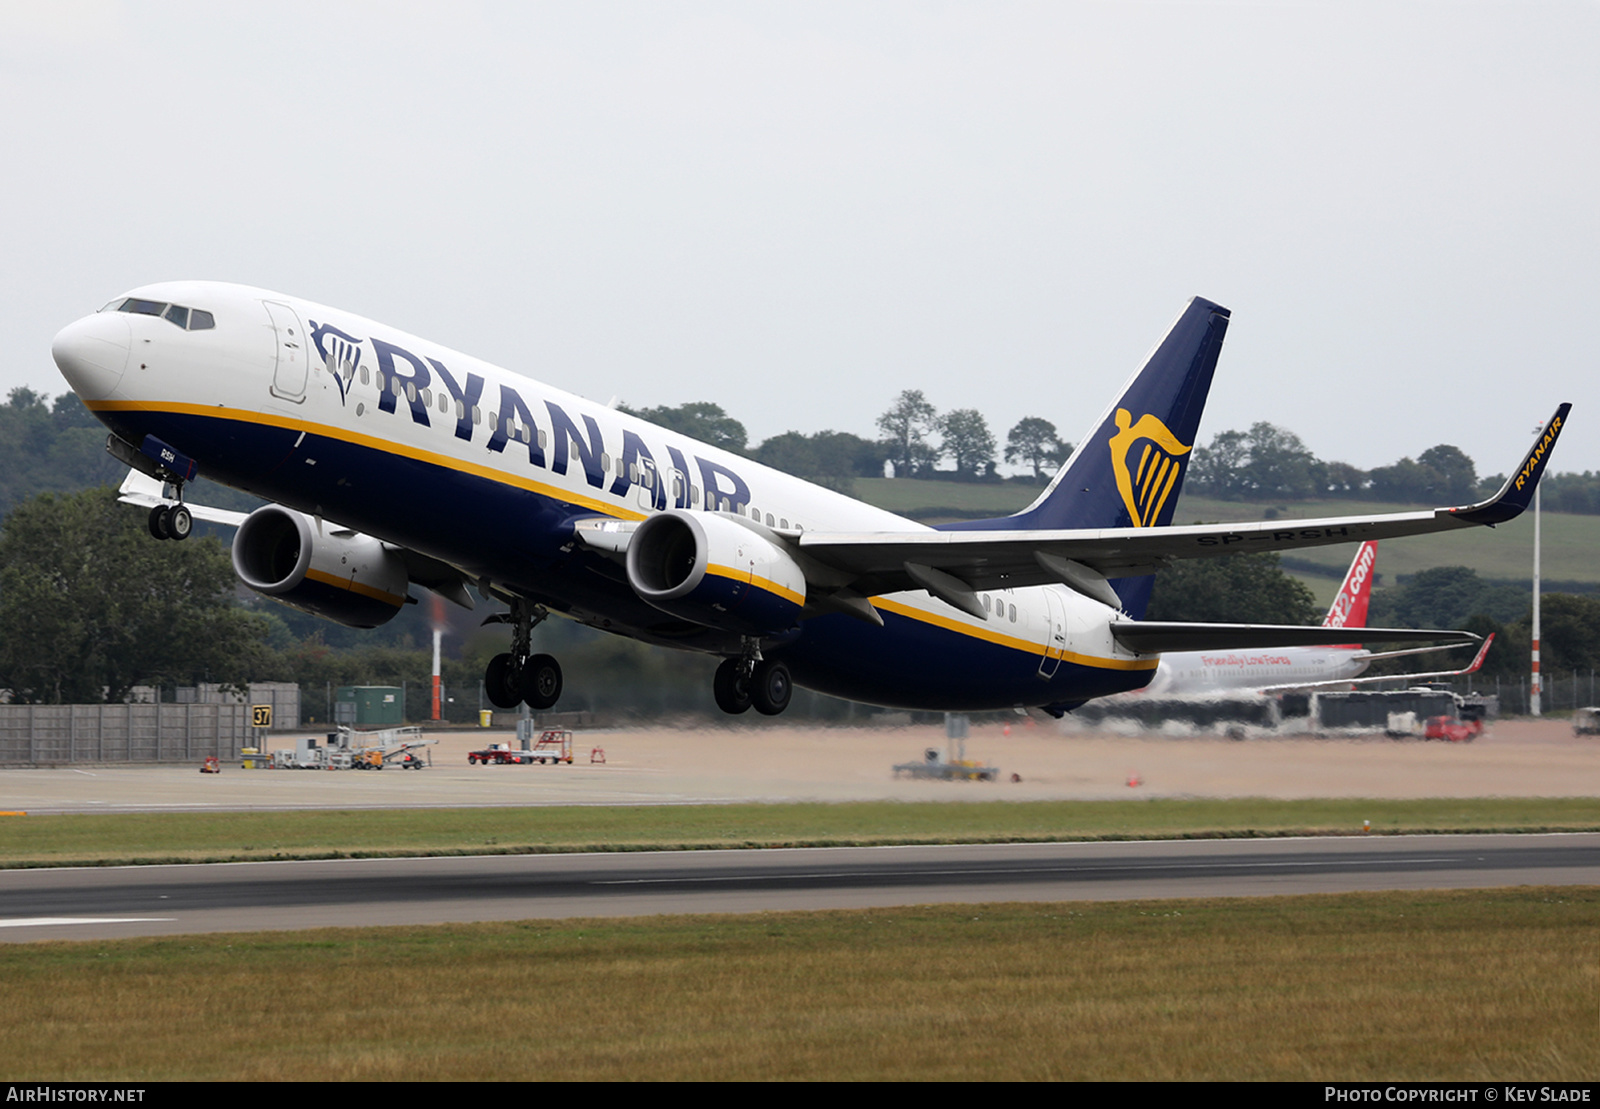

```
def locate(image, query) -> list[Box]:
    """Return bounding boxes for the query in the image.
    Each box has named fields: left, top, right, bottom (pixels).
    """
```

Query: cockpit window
left=99, top=298, right=216, bottom=331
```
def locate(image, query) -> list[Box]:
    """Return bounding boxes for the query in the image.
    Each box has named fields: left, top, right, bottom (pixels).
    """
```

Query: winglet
left=1461, top=632, right=1495, bottom=675
left=1450, top=404, right=1571, bottom=526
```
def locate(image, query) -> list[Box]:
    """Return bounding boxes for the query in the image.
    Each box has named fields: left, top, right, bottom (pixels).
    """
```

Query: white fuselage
left=1141, top=644, right=1371, bottom=697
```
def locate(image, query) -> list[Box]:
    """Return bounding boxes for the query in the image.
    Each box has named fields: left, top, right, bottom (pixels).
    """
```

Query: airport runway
left=3, top=833, right=1596, bottom=942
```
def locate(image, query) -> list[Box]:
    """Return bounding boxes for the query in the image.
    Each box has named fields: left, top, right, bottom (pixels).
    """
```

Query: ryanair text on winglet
left=1515, top=414, right=1562, bottom=491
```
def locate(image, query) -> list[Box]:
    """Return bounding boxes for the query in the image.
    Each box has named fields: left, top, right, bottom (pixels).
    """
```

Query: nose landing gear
left=147, top=503, right=193, bottom=541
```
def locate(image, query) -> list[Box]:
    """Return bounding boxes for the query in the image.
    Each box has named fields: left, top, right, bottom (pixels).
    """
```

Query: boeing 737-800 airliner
left=50, top=284, right=1568, bottom=717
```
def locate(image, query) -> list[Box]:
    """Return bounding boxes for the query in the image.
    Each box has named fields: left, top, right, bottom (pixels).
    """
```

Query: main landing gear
left=483, top=599, right=564, bottom=711
left=713, top=650, right=792, bottom=716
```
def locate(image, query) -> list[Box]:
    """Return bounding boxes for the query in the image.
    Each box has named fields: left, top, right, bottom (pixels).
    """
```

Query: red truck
left=1424, top=715, right=1482, bottom=742
left=468, top=731, right=575, bottom=765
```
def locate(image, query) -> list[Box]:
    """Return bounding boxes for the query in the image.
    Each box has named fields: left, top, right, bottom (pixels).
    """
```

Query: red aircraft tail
left=1322, top=540, right=1377, bottom=647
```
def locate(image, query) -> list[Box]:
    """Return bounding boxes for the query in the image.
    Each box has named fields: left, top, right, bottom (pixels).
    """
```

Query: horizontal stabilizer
left=1258, top=633, right=1496, bottom=693
left=1110, top=621, right=1479, bottom=655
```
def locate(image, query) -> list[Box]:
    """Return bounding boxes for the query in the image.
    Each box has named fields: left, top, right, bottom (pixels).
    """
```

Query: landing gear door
left=264, top=301, right=308, bottom=403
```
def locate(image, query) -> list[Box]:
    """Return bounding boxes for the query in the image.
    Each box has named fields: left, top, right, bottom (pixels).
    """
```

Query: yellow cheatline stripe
left=86, top=400, right=647, bottom=523
left=94, top=401, right=1147, bottom=669
left=704, top=563, right=806, bottom=607
left=305, top=568, right=408, bottom=607
left=870, top=596, right=1157, bottom=672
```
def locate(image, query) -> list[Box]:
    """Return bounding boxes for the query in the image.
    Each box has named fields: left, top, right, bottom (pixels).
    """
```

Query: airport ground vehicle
left=469, top=731, right=574, bottom=765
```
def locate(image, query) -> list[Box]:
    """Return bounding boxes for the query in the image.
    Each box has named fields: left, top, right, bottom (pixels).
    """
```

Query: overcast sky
left=3, top=0, right=1596, bottom=478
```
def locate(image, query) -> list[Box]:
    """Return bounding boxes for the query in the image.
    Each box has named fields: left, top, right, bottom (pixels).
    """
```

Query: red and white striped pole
left=432, top=627, right=444, bottom=723
left=1531, top=424, right=1543, bottom=717
left=430, top=594, right=444, bottom=722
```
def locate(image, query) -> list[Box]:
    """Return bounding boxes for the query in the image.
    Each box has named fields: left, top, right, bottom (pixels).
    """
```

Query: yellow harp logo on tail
left=1109, top=408, right=1192, bottom=527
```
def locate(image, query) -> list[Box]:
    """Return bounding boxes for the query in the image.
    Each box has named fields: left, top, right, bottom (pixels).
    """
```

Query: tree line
left=1184, top=420, right=1600, bottom=510
left=5, top=385, right=1599, bottom=514
left=6, top=486, right=1595, bottom=713
left=620, top=393, right=1071, bottom=490
left=2, top=385, right=1595, bottom=714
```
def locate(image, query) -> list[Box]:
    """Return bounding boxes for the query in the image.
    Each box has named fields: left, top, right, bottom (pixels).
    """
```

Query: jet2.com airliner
left=50, top=284, right=1568, bottom=718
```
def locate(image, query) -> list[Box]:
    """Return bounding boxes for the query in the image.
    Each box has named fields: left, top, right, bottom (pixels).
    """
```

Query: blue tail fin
left=944, top=296, right=1231, bottom=617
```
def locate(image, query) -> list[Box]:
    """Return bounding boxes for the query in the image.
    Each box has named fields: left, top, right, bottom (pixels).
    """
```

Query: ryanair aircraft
left=51, top=284, right=1568, bottom=717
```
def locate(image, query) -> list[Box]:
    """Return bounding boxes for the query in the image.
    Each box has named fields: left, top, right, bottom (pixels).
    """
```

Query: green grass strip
left=1, top=888, right=1594, bottom=1080
left=2, top=797, right=1597, bottom=868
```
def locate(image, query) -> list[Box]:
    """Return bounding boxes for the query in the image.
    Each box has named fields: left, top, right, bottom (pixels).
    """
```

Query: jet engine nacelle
left=626, top=510, right=806, bottom=636
left=232, top=505, right=410, bottom=629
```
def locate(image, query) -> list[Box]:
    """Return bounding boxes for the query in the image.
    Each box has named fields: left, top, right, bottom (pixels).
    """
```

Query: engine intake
left=626, top=510, right=806, bottom=635
left=232, top=505, right=409, bottom=629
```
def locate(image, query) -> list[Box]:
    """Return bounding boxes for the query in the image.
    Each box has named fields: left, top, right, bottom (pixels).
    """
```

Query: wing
left=793, top=404, right=1570, bottom=607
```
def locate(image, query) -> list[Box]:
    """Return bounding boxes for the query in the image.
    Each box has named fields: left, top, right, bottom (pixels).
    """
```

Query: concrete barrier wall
left=0, top=702, right=252, bottom=765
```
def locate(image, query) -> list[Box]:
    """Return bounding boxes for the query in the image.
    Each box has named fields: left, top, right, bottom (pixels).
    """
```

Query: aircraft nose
left=52, top=312, right=131, bottom=401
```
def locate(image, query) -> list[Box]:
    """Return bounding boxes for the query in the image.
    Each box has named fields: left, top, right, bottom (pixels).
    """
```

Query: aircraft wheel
left=148, top=505, right=172, bottom=540
left=750, top=659, right=792, bottom=717
left=168, top=505, right=193, bottom=541
left=520, top=654, right=563, bottom=710
left=484, top=653, right=521, bottom=709
left=713, top=658, right=751, bottom=715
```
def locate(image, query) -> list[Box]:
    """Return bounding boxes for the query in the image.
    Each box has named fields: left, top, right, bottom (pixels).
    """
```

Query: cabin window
left=601, top=453, right=611, bottom=472
left=471, top=405, right=481, bottom=424
left=1009, top=604, right=1017, bottom=622
left=765, top=513, right=774, bottom=527
left=538, top=430, right=548, bottom=450
left=406, top=382, right=417, bottom=403
left=360, top=367, right=370, bottom=386
left=984, top=595, right=992, bottom=613
left=375, top=372, right=387, bottom=392
left=779, top=518, right=788, bottom=529
left=421, top=387, right=432, bottom=406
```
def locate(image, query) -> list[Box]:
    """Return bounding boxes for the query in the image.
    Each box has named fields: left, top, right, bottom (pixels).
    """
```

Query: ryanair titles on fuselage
left=306, top=318, right=753, bottom=518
